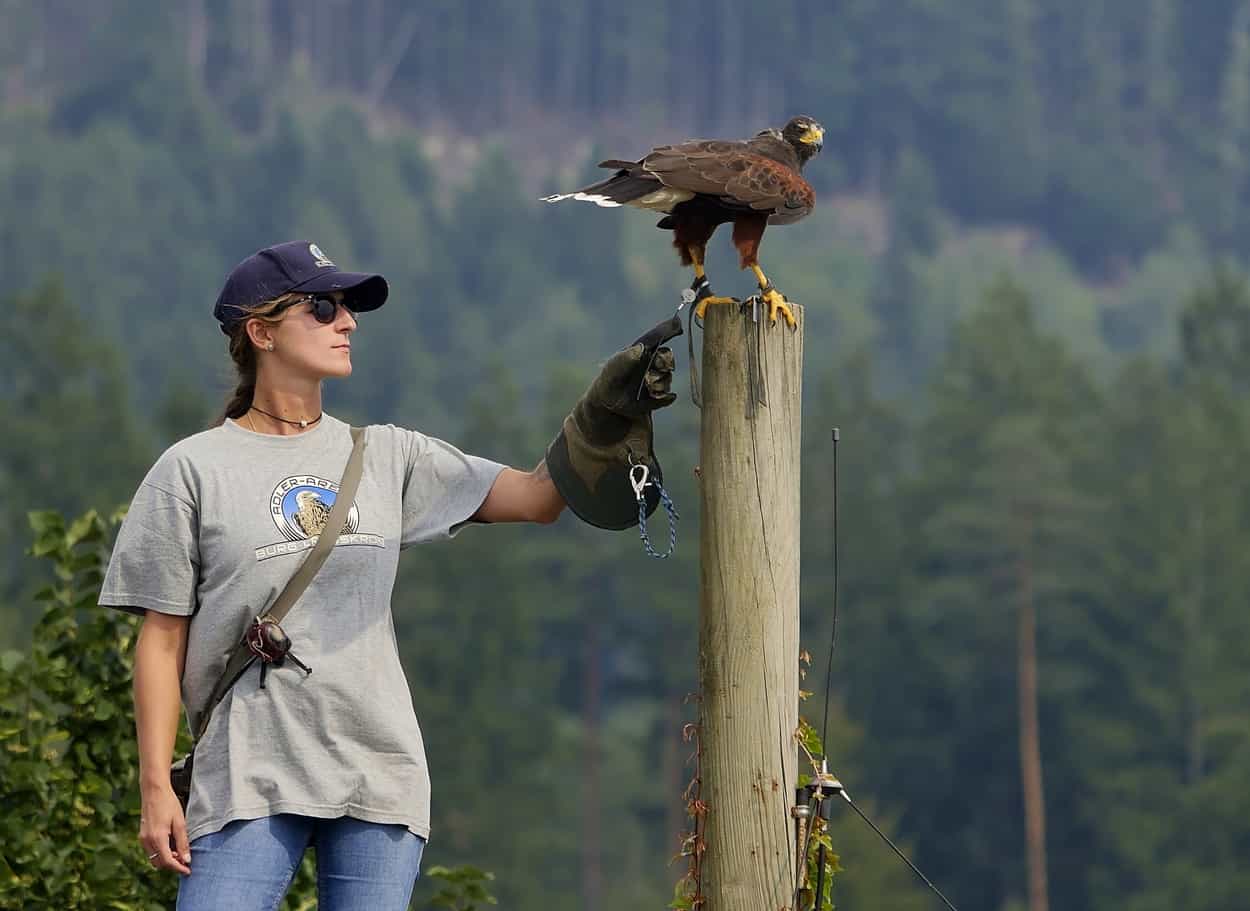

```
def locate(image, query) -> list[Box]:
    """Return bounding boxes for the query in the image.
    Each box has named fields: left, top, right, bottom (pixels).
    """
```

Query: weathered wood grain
left=698, top=301, right=803, bottom=911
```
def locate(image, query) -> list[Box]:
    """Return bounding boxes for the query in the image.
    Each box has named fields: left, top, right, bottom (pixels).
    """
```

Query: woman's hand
left=139, top=782, right=192, bottom=875
left=134, top=610, right=193, bottom=874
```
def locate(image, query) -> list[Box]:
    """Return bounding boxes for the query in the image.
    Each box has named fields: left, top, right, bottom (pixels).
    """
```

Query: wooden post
left=697, top=301, right=803, bottom=910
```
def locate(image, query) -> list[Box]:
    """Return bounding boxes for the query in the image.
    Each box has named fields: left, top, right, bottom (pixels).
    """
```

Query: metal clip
left=629, top=462, right=649, bottom=502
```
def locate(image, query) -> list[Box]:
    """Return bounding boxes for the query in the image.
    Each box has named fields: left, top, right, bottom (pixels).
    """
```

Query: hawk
left=543, top=116, right=823, bottom=328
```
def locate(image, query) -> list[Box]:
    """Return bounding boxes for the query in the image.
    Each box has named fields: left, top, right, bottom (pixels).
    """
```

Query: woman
left=98, top=240, right=678, bottom=909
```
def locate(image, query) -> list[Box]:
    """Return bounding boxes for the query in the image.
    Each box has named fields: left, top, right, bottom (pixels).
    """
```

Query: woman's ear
left=245, top=317, right=274, bottom=352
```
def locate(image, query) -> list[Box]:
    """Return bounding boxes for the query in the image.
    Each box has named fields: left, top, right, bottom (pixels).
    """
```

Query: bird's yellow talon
left=693, top=295, right=738, bottom=321
left=761, top=288, right=797, bottom=329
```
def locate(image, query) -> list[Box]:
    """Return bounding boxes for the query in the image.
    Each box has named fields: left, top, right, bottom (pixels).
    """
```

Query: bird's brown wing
left=643, top=140, right=751, bottom=196
left=642, top=140, right=815, bottom=223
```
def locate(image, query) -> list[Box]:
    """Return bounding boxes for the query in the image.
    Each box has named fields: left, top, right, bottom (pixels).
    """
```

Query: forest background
left=4, top=2, right=1250, bottom=910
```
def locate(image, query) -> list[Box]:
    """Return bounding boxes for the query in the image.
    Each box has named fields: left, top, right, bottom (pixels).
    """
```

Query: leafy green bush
left=0, top=509, right=495, bottom=910
left=425, top=865, right=498, bottom=910
left=0, top=508, right=182, bottom=909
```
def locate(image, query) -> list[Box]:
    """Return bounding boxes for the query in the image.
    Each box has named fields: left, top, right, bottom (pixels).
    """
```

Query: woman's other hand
left=140, top=784, right=192, bottom=875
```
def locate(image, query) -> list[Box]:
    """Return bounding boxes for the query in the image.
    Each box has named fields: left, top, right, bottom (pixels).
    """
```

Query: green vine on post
left=670, top=693, right=706, bottom=910
left=670, top=652, right=841, bottom=911
left=795, top=650, right=842, bottom=911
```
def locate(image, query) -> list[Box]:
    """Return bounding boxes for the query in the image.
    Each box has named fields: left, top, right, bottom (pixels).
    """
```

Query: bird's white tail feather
left=540, top=191, right=623, bottom=207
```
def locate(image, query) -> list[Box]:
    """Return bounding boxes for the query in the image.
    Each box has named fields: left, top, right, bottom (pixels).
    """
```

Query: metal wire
left=790, top=431, right=842, bottom=910
left=820, top=428, right=840, bottom=755
left=840, top=792, right=961, bottom=911
left=801, top=427, right=961, bottom=911
left=813, top=844, right=828, bottom=909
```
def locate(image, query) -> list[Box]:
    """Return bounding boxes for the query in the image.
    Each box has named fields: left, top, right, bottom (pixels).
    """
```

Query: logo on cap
left=309, top=244, right=335, bottom=268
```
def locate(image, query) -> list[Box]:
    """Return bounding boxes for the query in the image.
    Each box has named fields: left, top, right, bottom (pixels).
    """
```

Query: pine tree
left=1076, top=271, right=1250, bottom=910
left=907, top=277, right=1101, bottom=911
left=0, top=282, right=152, bottom=648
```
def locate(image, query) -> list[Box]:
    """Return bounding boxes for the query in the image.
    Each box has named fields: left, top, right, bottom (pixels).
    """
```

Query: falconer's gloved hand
left=546, top=314, right=683, bottom=529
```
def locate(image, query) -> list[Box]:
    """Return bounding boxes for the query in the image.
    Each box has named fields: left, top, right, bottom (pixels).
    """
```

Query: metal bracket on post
left=742, top=296, right=769, bottom=419
left=791, top=792, right=813, bottom=896
left=792, top=761, right=846, bottom=911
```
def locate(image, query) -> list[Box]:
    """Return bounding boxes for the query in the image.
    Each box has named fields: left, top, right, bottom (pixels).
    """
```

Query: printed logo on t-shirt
left=254, top=474, right=385, bottom=562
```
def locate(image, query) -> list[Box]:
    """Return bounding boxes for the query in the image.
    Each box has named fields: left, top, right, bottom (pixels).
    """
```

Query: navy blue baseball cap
left=213, top=240, right=389, bottom=334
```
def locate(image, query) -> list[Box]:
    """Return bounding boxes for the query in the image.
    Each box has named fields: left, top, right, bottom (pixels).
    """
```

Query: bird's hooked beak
left=800, top=125, right=824, bottom=151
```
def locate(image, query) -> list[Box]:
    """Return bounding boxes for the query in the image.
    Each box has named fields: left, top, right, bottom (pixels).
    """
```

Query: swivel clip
left=629, top=460, right=650, bottom=502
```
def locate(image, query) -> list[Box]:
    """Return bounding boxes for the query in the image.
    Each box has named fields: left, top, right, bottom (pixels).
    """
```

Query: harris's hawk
left=543, top=116, right=823, bottom=328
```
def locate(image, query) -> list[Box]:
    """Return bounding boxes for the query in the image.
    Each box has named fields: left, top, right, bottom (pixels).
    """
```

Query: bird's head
left=781, top=116, right=824, bottom=164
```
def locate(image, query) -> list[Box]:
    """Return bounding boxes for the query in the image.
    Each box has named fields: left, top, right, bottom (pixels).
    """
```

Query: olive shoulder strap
left=193, top=425, right=367, bottom=741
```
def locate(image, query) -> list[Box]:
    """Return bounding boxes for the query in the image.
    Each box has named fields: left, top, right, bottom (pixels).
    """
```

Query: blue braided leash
left=629, top=462, right=679, bottom=558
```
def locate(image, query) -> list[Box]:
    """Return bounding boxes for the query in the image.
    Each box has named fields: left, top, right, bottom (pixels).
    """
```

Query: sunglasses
left=279, top=294, right=355, bottom=324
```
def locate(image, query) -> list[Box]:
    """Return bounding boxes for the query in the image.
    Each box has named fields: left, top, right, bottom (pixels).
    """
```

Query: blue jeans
left=176, top=814, right=425, bottom=911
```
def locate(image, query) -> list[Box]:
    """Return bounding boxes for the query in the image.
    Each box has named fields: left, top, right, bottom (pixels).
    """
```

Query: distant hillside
left=6, top=0, right=1250, bottom=272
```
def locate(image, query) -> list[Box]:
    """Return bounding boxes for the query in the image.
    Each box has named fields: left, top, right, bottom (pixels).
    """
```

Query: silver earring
left=266, top=342, right=275, bottom=351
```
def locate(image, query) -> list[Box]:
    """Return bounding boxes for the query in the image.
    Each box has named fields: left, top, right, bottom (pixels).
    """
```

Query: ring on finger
left=148, top=852, right=159, bottom=860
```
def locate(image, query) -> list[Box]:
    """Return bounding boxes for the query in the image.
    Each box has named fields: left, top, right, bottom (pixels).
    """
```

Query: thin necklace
left=249, top=405, right=323, bottom=430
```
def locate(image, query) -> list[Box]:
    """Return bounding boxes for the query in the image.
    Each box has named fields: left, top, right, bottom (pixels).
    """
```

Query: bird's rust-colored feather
left=728, top=157, right=814, bottom=223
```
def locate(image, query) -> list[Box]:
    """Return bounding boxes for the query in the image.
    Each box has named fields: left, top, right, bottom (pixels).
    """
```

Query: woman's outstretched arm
left=472, top=315, right=682, bottom=530
left=471, top=460, right=566, bottom=525
left=134, top=611, right=193, bottom=875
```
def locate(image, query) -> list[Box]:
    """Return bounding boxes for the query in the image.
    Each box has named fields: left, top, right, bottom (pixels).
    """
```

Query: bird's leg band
left=684, top=247, right=737, bottom=319
left=751, top=265, right=797, bottom=329
left=686, top=249, right=713, bottom=301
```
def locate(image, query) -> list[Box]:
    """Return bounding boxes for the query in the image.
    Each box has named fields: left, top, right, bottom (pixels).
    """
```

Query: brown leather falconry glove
left=546, top=314, right=683, bottom=529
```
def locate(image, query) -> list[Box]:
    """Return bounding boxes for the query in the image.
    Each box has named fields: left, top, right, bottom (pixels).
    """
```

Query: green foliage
left=0, top=282, right=153, bottom=648
left=1178, top=265, right=1250, bottom=385
left=800, top=821, right=842, bottom=911
left=425, top=865, right=498, bottom=911
left=0, top=508, right=179, bottom=908
left=669, top=878, right=697, bottom=911
left=1073, top=271, right=1250, bottom=911
left=794, top=719, right=842, bottom=911
left=0, top=509, right=496, bottom=910
left=794, top=705, right=935, bottom=911
left=859, top=277, right=1103, bottom=910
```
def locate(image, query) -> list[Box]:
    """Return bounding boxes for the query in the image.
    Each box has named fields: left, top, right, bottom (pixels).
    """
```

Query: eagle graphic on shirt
left=254, top=473, right=383, bottom=562
left=293, top=490, right=333, bottom=537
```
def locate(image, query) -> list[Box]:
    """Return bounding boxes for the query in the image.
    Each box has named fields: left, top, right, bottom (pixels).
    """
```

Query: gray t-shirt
left=98, top=413, right=506, bottom=842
